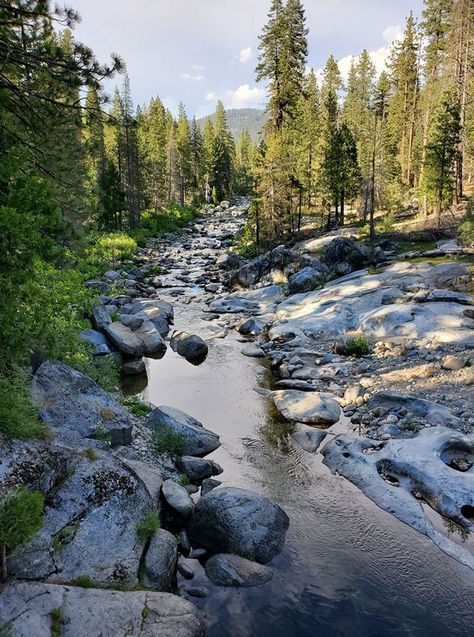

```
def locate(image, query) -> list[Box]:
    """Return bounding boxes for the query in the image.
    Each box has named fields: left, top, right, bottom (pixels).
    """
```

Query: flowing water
left=134, top=218, right=473, bottom=637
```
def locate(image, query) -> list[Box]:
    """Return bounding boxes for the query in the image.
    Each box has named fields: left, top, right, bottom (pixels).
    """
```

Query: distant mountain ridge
left=198, top=108, right=266, bottom=141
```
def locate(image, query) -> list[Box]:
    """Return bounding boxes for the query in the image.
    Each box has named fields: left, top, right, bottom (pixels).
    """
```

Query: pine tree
left=190, top=117, right=205, bottom=203
left=234, top=129, right=255, bottom=195
left=386, top=15, right=421, bottom=190
left=425, top=90, right=461, bottom=222
left=369, top=71, right=391, bottom=240
left=175, top=103, right=192, bottom=206
left=419, top=0, right=453, bottom=215
left=203, top=119, right=215, bottom=203
left=342, top=50, right=376, bottom=217
left=211, top=101, right=234, bottom=201
left=296, top=69, right=322, bottom=212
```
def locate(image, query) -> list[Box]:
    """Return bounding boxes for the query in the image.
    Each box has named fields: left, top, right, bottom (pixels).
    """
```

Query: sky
left=69, top=0, right=424, bottom=118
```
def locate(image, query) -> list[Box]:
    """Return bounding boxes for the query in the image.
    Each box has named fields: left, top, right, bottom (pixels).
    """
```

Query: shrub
left=137, top=511, right=160, bottom=541
left=85, top=232, right=137, bottom=267
left=128, top=205, right=197, bottom=246
left=120, top=395, right=152, bottom=417
left=177, top=474, right=189, bottom=487
left=0, top=486, right=44, bottom=581
left=345, top=336, right=371, bottom=356
left=152, top=430, right=185, bottom=456
left=52, top=525, right=78, bottom=552
left=0, top=371, right=48, bottom=439
left=85, top=448, right=98, bottom=461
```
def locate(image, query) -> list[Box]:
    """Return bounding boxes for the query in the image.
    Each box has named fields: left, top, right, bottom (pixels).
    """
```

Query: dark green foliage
left=0, top=371, right=48, bottom=439
left=85, top=448, right=99, bottom=461
left=458, top=198, right=474, bottom=246
left=152, top=430, right=185, bottom=456
left=52, top=525, right=78, bottom=552
left=177, top=474, right=190, bottom=487
left=137, top=511, right=160, bottom=540
left=120, top=395, right=152, bottom=417
left=345, top=336, right=371, bottom=357
left=0, top=487, right=44, bottom=580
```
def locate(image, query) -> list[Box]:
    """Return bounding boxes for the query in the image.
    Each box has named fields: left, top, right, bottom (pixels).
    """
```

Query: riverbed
left=134, top=252, right=473, bottom=637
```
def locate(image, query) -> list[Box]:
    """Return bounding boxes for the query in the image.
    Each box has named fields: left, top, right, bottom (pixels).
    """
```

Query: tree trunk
left=340, top=188, right=345, bottom=226
left=369, top=113, right=377, bottom=244
left=297, top=188, right=303, bottom=233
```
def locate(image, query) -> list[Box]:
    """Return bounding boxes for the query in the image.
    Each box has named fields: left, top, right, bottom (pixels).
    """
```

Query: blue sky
left=70, top=0, right=424, bottom=117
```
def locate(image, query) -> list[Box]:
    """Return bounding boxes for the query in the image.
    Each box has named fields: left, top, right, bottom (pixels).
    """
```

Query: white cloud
left=205, top=91, right=217, bottom=101
left=316, top=24, right=404, bottom=84
left=192, top=64, right=206, bottom=71
left=180, top=72, right=205, bottom=81
left=225, top=84, right=265, bottom=108
left=239, top=46, right=253, bottom=63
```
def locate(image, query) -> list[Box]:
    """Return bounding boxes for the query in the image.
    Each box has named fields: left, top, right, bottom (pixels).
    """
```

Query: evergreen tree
left=296, top=69, right=322, bottom=211
left=190, top=117, right=205, bottom=202
left=386, top=14, right=421, bottom=189
left=425, top=90, right=461, bottom=222
left=210, top=101, right=234, bottom=201
left=203, top=119, right=215, bottom=203
left=342, top=50, right=376, bottom=216
left=175, top=103, right=192, bottom=206
left=234, top=129, right=255, bottom=195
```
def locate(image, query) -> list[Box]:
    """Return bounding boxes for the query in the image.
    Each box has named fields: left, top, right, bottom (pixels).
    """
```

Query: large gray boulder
left=288, top=267, right=321, bottom=295
left=322, top=427, right=474, bottom=570
left=143, top=529, right=178, bottom=591
left=188, top=487, right=289, bottom=564
left=176, top=456, right=223, bottom=483
left=272, top=390, right=341, bottom=425
left=129, top=298, right=174, bottom=324
left=205, top=553, right=273, bottom=587
left=31, top=362, right=133, bottom=446
left=7, top=449, right=155, bottom=585
left=170, top=331, right=208, bottom=361
left=0, top=581, right=206, bottom=637
left=146, top=406, right=220, bottom=457
left=105, top=321, right=166, bottom=357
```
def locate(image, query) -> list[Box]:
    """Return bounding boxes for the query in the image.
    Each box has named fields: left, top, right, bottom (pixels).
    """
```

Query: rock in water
left=104, top=321, right=145, bottom=356
left=143, top=529, right=178, bottom=591
left=31, top=361, right=133, bottom=446
left=188, top=487, right=289, bottom=564
left=205, top=553, right=273, bottom=587
left=176, top=456, right=223, bottom=483
left=0, top=581, right=206, bottom=637
left=170, top=330, right=209, bottom=361
left=272, top=390, right=341, bottom=425
left=146, top=406, right=220, bottom=457
left=291, top=423, right=327, bottom=453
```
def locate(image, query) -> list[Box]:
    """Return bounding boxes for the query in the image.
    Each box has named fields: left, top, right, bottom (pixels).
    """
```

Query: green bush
left=120, top=395, right=152, bottom=417
left=73, top=575, right=94, bottom=588
left=0, top=486, right=44, bottom=580
left=152, top=430, right=185, bottom=456
left=137, top=511, right=160, bottom=540
left=0, top=371, right=48, bottom=439
left=50, top=607, right=64, bottom=637
left=345, top=336, right=371, bottom=357
left=129, top=204, right=197, bottom=246
left=85, top=232, right=137, bottom=267
left=177, top=474, right=190, bottom=487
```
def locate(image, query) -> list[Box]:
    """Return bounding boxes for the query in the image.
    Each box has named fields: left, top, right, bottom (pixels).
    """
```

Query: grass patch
left=85, top=232, right=137, bottom=268
left=177, top=474, right=190, bottom=487
left=73, top=575, right=94, bottom=588
left=396, top=240, right=437, bottom=254
left=50, top=607, right=64, bottom=637
left=120, top=395, right=152, bottom=417
left=152, top=430, right=185, bottom=456
left=92, top=421, right=112, bottom=446
left=0, top=371, right=49, bottom=439
left=137, top=511, right=160, bottom=541
left=129, top=204, right=197, bottom=246
left=51, top=525, right=78, bottom=552
left=345, top=336, right=371, bottom=357
left=85, top=447, right=98, bottom=461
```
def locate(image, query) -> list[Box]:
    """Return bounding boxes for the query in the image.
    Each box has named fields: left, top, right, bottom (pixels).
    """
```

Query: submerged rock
left=146, top=406, right=220, bottom=457
left=0, top=581, right=206, bottom=637
left=291, top=423, right=328, bottom=453
left=272, top=390, right=341, bottom=425
left=205, top=553, right=273, bottom=587
left=31, top=362, right=133, bottom=446
left=188, top=487, right=289, bottom=564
